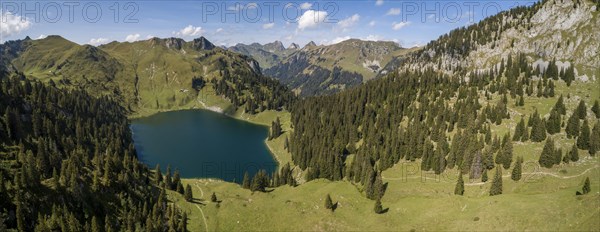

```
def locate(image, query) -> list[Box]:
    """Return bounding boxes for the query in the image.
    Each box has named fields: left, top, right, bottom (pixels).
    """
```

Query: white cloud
left=146, top=35, right=155, bottom=39
left=338, top=14, right=360, bottom=28
left=262, top=23, right=275, bottom=29
left=216, top=28, right=224, bottom=33
left=300, top=2, right=312, bottom=10
left=0, top=12, right=32, bottom=37
left=36, top=34, right=47, bottom=40
left=386, top=8, right=401, bottom=16
left=125, top=33, right=141, bottom=42
left=392, top=21, right=411, bottom=30
left=297, top=10, right=328, bottom=30
left=369, top=20, right=376, bottom=27
left=322, top=36, right=351, bottom=45
left=175, top=25, right=205, bottom=37
left=375, top=0, right=384, bottom=6
left=365, top=35, right=382, bottom=41
left=88, top=38, right=110, bottom=46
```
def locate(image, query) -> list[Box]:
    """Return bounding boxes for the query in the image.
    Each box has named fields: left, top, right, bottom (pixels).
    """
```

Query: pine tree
left=570, top=143, right=580, bottom=162
left=184, top=184, right=193, bottom=202
left=539, top=137, right=556, bottom=168
left=592, top=100, right=600, bottom=119
left=454, top=173, right=464, bottom=195
left=576, top=100, right=587, bottom=119
left=577, top=119, right=590, bottom=150
left=211, top=192, right=217, bottom=202
left=325, top=194, right=333, bottom=211
left=489, top=167, right=503, bottom=196
left=511, top=156, right=522, bottom=181
left=582, top=177, right=591, bottom=194
left=566, top=113, right=580, bottom=139
left=374, top=199, right=383, bottom=214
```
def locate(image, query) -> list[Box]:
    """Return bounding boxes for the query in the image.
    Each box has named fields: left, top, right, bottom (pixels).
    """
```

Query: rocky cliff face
left=395, top=0, right=599, bottom=80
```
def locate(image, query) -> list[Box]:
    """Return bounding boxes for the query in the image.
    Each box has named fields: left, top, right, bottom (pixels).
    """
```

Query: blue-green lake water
left=131, top=110, right=277, bottom=183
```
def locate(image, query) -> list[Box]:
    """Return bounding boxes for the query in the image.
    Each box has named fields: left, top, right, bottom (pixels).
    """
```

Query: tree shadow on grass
left=190, top=198, right=206, bottom=205
left=332, top=202, right=339, bottom=212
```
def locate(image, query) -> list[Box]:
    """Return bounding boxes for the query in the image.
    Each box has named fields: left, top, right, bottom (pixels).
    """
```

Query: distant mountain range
left=227, top=40, right=300, bottom=70
left=231, top=39, right=418, bottom=96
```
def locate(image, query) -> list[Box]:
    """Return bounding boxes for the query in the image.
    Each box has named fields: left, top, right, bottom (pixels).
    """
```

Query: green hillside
left=0, top=36, right=294, bottom=117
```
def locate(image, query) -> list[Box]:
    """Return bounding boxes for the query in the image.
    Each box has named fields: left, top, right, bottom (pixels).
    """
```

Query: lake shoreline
left=129, top=106, right=291, bottom=183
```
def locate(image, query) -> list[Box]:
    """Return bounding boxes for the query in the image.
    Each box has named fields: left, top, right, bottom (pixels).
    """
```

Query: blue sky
left=1, top=0, right=535, bottom=47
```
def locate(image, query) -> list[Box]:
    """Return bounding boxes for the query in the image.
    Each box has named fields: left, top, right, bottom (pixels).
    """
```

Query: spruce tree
left=554, top=95, right=567, bottom=115
left=589, top=122, right=600, bottom=156
left=546, top=109, right=561, bottom=134
left=325, top=194, right=333, bottom=211
left=566, top=113, right=580, bottom=139
left=242, top=172, right=250, bottom=189
left=91, top=216, right=101, bottom=232
left=592, top=100, right=600, bottom=119
left=539, top=137, right=556, bottom=168
left=513, top=117, right=526, bottom=141
left=489, top=167, right=503, bottom=196
left=511, top=156, right=522, bottom=181
left=374, top=199, right=383, bottom=214
left=154, top=164, right=163, bottom=186
left=530, top=111, right=547, bottom=142
left=562, top=149, right=571, bottom=163
left=500, top=134, right=514, bottom=169
left=577, top=119, right=590, bottom=150
left=454, top=173, right=464, bottom=195
left=554, top=148, right=563, bottom=166
left=582, top=177, right=591, bottom=194
left=481, top=169, right=488, bottom=182
left=576, top=100, right=587, bottom=119
left=184, top=184, right=193, bottom=202
left=570, top=143, right=580, bottom=162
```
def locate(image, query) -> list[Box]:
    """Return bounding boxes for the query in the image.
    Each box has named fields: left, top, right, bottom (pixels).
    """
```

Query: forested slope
left=287, top=0, right=600, bottom=200
left=0, top=72, right=186, bottom=231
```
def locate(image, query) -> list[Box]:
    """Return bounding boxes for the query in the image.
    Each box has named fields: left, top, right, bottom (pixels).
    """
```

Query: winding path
left=194, top=181, right=209, bottom=232
left=382, top=165, right=599, bottom=186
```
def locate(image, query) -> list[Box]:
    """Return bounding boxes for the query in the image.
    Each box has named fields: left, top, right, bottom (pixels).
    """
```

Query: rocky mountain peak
left=304, top=41, right=317, bottom=49
left=191, top=36, right=215, bottom=50
left=264, top=40, right=285, bottom=52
